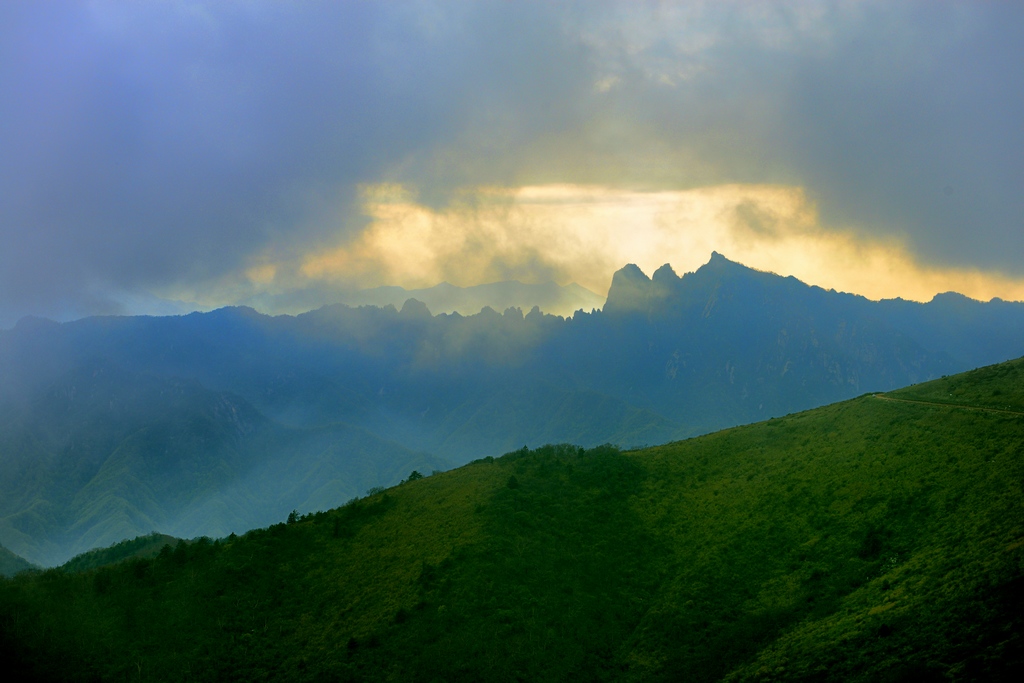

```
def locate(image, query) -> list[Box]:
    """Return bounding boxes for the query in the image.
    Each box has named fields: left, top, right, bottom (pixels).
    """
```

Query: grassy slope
left=1, top=360, right=1023, bottom=681
left=632, top=371, right=1024, bottom=681
left=891, top=359, right=1024, bottom=412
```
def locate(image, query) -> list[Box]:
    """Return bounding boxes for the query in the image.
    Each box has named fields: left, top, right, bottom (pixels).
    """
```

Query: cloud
left=0, top=1, right=598, bottom=325
left=284, top=183, right=1024, bottom=305
left=1, top=1, right=1022, bottom=325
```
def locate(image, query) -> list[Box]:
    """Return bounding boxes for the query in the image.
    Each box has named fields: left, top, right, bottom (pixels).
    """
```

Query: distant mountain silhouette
left=239, top=279, right=605, bottom=318
left=3, top=252, right=1024, bottom=564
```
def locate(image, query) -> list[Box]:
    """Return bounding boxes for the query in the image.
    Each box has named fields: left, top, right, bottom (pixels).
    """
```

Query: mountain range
left=240, top=279, right=605, bottom=318
left=2, top=252, right=1024, bottom=565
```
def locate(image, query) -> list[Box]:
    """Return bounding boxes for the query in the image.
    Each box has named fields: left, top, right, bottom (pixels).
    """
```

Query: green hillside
left=1, top=359, right=1023, bottom=681
left=60, top=532, right=182, bottom=573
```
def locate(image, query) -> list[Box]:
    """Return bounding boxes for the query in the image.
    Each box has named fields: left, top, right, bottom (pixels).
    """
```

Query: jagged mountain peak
left=708, top=250, right=728, bottom=263
left=399, top=298, right=432, bottom=318
left=612, top=263, right=651, bottom=283
left=604, top=264, right=655, bottom=313
left=694, top=251, right=756, bottom=278
left=605, top=252, right=763, bottom=313
left=651, top=263, right=679, bottom=284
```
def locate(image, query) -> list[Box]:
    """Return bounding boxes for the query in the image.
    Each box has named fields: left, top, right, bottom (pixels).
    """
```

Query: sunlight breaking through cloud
left=294, top=183, right=1024, bottom=304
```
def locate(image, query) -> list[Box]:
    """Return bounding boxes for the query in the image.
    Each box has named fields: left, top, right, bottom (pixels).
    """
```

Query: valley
left=0, top=357, right=1022, bottom=680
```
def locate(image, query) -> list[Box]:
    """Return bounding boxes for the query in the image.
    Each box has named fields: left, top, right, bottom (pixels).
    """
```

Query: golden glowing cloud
left=295, top=183, right=1024, bottom=304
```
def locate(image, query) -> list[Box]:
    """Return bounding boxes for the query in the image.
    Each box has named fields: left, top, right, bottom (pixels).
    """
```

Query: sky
left=2, top=0, right=1023, bottom=327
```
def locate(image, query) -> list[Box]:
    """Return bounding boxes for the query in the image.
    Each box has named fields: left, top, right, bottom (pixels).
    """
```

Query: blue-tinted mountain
left=239, top=279, right=605, bottom=318
left=0, top=543, right=36, bottom=577
left=2, top=253, right=1024, bottom=564
left=0, top=360, right=443, bottom=566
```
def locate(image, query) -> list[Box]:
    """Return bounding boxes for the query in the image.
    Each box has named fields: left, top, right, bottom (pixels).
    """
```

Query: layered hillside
left=2, top=358, right=1022, bottom=681
left=0, top=361, right=444, bottom=566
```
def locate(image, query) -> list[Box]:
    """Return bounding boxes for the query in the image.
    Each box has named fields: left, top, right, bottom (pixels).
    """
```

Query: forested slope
left=2, top=358, right=1022, bottom=681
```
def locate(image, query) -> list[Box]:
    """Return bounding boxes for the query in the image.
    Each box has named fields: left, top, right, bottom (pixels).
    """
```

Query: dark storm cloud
left=0, top=1, right=593, bottom=325
left=559, top=1, right=1024, bottom=272
left=777, top=2, right=1024, bottom=272
left=1, top=1, right=1021, bottom=326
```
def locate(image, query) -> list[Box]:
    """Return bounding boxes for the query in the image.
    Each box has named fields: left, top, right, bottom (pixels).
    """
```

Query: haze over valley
left=3, top=253, right=1024, bottom=568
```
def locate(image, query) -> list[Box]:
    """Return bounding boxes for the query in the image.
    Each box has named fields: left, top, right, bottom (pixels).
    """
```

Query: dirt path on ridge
left=872, top=393, right=1024, bottom=417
